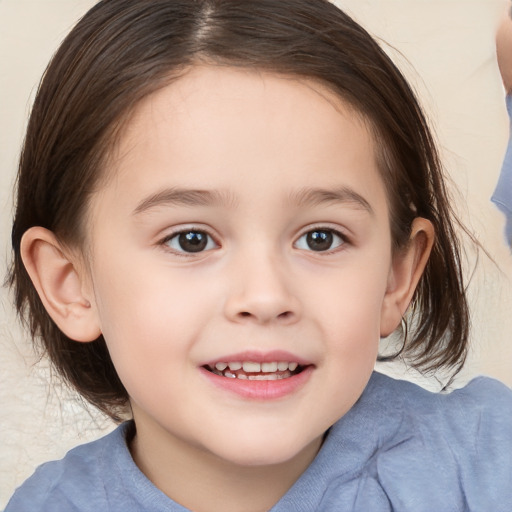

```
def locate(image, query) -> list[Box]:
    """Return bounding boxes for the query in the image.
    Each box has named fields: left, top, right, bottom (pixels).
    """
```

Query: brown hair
left=8, top=0, right=469, bottom=420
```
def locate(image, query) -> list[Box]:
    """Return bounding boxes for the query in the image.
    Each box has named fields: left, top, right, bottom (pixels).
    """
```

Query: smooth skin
left=21, top=66, right=433, bottom=512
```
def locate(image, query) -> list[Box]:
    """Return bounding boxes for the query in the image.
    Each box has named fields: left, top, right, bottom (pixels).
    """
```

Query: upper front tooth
left=243, top=362, right=261, bottom=372
left=223, top=361, right=300, bottom=373
left=261, top=362, right=278, bottom=372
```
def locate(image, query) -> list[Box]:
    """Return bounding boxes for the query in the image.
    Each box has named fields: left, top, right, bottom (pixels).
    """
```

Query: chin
left=210, top=432, right=320, bottom=469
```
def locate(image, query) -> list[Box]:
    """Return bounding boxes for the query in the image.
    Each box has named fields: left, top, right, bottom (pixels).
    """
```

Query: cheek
left=314, top=259, right=389, bottom=333
left=91, top=272, right=192, bottom=409
left=311, top=255, right=390, bottom=379
left=89, top=251, right=219, bottom=372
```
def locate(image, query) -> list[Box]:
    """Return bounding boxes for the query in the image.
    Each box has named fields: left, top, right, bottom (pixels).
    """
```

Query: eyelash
left=158, top=225, right=350, bottom=257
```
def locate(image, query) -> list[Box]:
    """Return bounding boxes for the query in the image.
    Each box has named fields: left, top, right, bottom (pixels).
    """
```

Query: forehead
left=96, top=65, right=387, bottom=218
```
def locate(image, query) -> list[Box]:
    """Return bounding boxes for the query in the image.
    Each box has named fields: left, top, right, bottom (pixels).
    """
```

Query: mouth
left=200, top=353, right=314, bottom=399
left=203, top=361, right=306, bottom=381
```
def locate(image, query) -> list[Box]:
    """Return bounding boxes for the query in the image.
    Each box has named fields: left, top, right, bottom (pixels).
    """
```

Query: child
left=5, top=0, right=512, bottom=510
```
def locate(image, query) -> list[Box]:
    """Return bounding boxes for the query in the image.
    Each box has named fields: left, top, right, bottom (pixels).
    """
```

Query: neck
left=129, top=419, right=322, bottom=512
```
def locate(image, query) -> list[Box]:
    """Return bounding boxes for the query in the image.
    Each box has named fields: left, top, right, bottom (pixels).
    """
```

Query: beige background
left=1, top=0, right=511, bottom=508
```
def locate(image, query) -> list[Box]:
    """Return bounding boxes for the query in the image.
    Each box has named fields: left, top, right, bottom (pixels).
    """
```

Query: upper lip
left=200, top=350, right=312, bottom=367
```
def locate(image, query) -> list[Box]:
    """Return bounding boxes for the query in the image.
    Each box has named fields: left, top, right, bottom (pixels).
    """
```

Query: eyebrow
left=288, top=186, right=374, bottom=215
left=132, top=185, right=374, bottom=216
left=132, top=187, right=236, bottom=215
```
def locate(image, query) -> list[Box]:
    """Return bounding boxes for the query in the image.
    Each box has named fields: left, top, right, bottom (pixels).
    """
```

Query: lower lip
left=200, top=366, right=314, bottom=400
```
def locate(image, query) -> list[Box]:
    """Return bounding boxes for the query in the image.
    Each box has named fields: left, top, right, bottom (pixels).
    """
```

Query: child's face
left=84, top=66, right=409, bottom=467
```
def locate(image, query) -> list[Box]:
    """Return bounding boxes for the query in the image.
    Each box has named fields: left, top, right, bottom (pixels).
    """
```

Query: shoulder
left=375, top=369, right=512, bottom=407
left=383, top=371, right=512, bottom=430
left=4, top=423, right=130, bottom=512
left=279, top=374, right=512, bottom=511
left=370, top=373, right=512, bottom=510
left=372, top=372, right=512, bottom=450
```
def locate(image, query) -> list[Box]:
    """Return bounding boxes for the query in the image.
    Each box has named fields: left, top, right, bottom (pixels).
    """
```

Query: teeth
left=213, top=361, right=301, bottom=372
left=208, top=361, right=302, bottom=378
left=243, top=362, right=261, bottom=372
left=249, top=374, right=277, bottom=380
left=248, top=372, right=291, bottom=380
left=261, top=362, right=278, bottom=372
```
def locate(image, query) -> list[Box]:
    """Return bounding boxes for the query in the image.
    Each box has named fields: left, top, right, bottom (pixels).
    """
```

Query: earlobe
left=380, top=218, right=434, bottom=337
left=20, top=227, right=102, bottom=342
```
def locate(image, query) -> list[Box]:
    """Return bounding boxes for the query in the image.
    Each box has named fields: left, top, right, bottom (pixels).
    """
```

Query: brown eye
left=165, top=230, right=216, bottom=253
left=307, top=230, right=333, bottom=251
left=295, top=229, right=345, bottom=252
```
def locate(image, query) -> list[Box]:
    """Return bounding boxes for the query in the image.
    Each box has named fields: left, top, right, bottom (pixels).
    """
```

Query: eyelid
left=296, top=223, right=351, bottom=239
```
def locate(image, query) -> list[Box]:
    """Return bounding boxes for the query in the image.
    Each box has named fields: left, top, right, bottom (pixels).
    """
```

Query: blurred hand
left=497, top=7, right=512, bottom=92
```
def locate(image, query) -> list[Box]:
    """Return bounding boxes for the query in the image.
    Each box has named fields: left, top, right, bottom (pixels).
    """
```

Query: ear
left=20, top=227, right=102, bottom=342
left=380, top=218, right=434, bottom=337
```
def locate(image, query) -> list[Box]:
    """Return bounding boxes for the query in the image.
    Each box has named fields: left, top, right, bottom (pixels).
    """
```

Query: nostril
left=232, top=308, right=298, bottom=324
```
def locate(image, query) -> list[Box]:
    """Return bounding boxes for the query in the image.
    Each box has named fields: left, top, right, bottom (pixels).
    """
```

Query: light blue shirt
left=5, top=372, right=512, bottom=511
left=492, top=94, right=512, bottom=246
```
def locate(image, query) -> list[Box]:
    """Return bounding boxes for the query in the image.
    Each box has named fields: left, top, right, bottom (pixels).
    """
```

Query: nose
left=223, top=250, right=301, bottom=326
